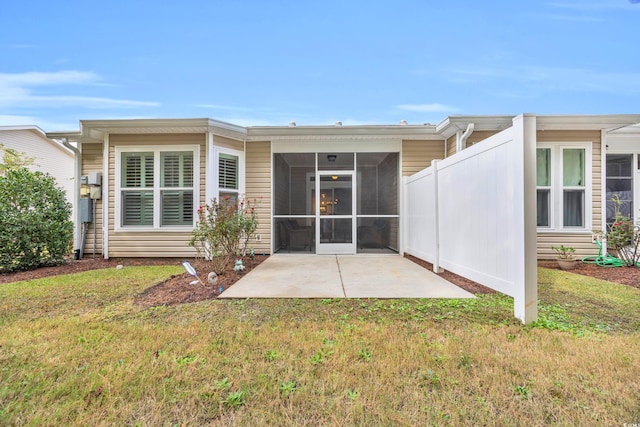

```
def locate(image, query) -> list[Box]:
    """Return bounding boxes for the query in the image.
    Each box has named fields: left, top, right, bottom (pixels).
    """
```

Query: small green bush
left=188, top=196, right=259, bottom=274
left=0, top=167, right=73, bottom=272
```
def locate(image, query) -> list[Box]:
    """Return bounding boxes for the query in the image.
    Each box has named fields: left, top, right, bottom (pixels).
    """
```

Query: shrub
left=606, top=195, right=640, bottom=267
left=0, top=167, right=73, bottom=272
left=188, top=196, right=259, bottom=274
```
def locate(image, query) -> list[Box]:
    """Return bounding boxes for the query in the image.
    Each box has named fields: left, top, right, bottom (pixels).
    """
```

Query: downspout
left=456, top=123, right=475, bottom=152
left=62, top=138, right=82, bottom=256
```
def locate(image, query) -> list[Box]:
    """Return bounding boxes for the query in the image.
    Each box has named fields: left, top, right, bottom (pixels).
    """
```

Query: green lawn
left=1, top=266, right=639, bottom=426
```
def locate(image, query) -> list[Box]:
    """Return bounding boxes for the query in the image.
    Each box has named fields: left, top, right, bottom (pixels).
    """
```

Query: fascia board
left=61, top=118, right=246, bottom=142
left=206, top=118, right=247, bottom=135
left=537, top=115, right=640, bottom=131
left=0, top=125, right=46, bottom=134
left=245, top=125, right=441, bottom=141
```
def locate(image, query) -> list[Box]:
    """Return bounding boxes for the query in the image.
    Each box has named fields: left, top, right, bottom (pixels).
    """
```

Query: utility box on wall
left=88, top=172, right=102, bottom=186
left=79, top=198, right=93, bottom=222
left=89, top=187, right=102, bottom=199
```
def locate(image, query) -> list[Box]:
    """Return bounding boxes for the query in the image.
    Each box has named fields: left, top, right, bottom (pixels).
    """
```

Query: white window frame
left=537, top=142, right=592, bottom=232
left=115, top=145, right=200, bottom=231
left=213, top=147, right=245, bottom=202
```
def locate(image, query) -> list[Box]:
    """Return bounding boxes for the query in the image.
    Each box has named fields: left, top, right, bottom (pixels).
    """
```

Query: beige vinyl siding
left=402, top=140, right=446, bottom=176
left=81, top=143, right=104, bottom=256
left=214, top=135, right=243, bottom=151
left=444, top=131, right=499, bottom=158
left=465, top=131, right=499, bottom=147
left=446, top=136, right=456, bottom=158
left=246, top=141, right=271, bottom=254
left=536, top=130, right=602, bottom=259
left=107, top=134, right=206, bottom=257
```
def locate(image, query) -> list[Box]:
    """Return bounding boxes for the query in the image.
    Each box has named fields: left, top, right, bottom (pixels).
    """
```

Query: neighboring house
left=0, top=125, right=75, bottom=215
left=47, top=114, right=640, bottom=261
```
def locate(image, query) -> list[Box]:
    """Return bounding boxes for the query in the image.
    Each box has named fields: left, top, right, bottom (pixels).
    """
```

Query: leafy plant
left=176, top=355, right=197, bottom=366
left=188, top=196, right=259, bottom=274
left=264, top=350, right=278, bottom=362
left=358, top=348, right=372, bottom=362
left=514, top=384, right=530, bottom=399
left=279, top=380, right=298, bottom=397
left=0, top=144, right=35, bottom=175
left=551, top=245, right=575, bottom=260
left=0, top=167, right=73, bottom=272
left=222, top=390, right=246, bottom=408
left=215, top=377, right=231, bottom=390
left=310, top=349, right=333, bottom=365
left=605, top=195, right=640, bottom=267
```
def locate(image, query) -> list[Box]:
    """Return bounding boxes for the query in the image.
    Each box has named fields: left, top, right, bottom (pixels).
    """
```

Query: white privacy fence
left=404, top=114, right=538, bottom=323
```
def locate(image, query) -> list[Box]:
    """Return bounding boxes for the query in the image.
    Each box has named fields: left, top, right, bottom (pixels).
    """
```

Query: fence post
left=402, top=175, right=408, bottom=256
left=512, top=114, right=538, bottom=324
left=431, top=159, right=442, bottom=274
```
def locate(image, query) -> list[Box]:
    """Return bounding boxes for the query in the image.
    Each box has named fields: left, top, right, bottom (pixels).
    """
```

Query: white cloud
left=447, top=65, right=640, bottom=95
left=9, top=95, right=158, bottom=108
left=395, top=103, right=460, bottom=113
left=0, top=114, right=77, bottom=131
left=0, top=70, right=159, bottom=110
left=544, top=2, right=639, bottom=23
left=0, top=70, right=99, bottom=86
left=549, top=1, right=640, bottom=11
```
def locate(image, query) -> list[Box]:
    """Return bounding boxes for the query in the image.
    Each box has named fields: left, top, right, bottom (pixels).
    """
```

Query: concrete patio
left=219, top=255, right=475, bottom=299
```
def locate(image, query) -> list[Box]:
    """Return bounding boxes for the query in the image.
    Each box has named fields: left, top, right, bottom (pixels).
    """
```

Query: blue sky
left=1, top=0, right=639, bottom=131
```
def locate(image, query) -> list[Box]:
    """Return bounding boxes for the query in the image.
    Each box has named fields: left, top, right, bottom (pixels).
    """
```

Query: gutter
left=61, top=138, right=83, bottom=255
left=456, top=123, right=475, bottom=152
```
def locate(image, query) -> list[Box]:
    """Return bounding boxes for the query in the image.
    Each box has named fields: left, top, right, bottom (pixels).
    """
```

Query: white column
left=102, top=133, right=109, bottom=259
left=205, top=131, right=215, bottom=205
left=512, top=114, right=538, bottom=324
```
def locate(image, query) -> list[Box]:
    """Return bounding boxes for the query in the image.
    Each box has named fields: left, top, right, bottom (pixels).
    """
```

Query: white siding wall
left=0, top=128, right=74, bottom=209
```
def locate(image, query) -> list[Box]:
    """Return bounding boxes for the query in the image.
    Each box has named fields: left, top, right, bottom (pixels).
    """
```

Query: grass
left=1, top=266, right=639, bottom=426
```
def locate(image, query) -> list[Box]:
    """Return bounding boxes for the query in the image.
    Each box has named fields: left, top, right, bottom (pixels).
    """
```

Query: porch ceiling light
left=327, top=154, right=337, bottom=162
left=331, top=175, right=338, bottom=180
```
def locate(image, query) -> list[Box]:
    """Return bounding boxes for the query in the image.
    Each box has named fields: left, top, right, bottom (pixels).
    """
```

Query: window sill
left=536, top=229, right=593, bottom=235
left=115, top=226, right=194, bottom=233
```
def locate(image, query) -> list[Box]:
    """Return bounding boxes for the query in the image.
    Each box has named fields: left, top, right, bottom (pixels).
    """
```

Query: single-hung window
left=121, top=152, right=154, bottom=226
left=160, top=151, right=194, bottom=226
left=536, top=144, right=590, bottom=231
left=536, top=148, right=551, bottom=227
left=562, top=148, right=585, bottom=227
left=219, top=153, right=239, bottom=204
left=117, top=146, right=198, bottom=229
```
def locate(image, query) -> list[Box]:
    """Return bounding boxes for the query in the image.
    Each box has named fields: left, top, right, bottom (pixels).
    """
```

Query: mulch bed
left=538, top=259, right=640, bottom=289
left=404, top=254, right=496, bottom=294
left=133, top=256, right=267, bottom=307
left=1, top=254, right=638, bottom=308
